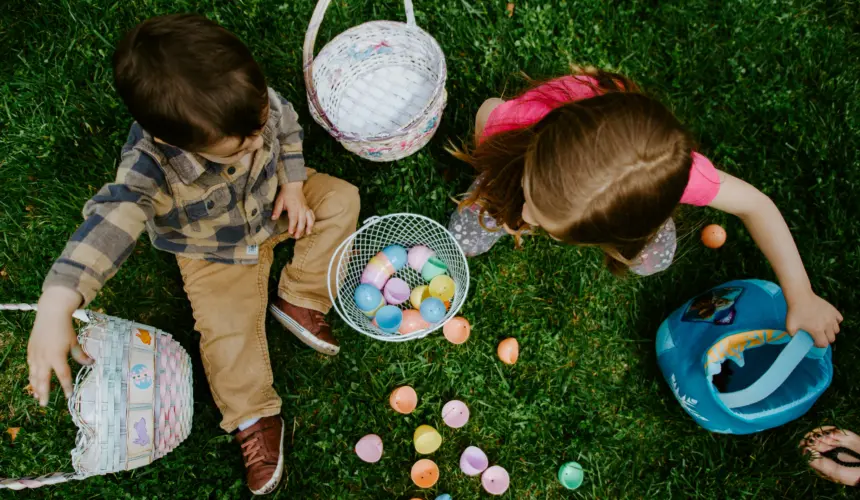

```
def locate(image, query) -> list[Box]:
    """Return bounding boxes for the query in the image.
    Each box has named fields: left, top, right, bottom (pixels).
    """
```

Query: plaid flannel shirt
left=43, top=88, right=307, bottom=305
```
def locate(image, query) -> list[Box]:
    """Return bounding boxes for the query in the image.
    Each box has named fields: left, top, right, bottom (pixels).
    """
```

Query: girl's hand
left=28, top=287, right=92, bottom=406
left=786, top=290, right=843, bottom=347
left=272, top=181, right=315, bottom=238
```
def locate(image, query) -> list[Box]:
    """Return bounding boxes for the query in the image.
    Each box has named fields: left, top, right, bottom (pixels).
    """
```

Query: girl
left=448, top=68, right=842, bottom=347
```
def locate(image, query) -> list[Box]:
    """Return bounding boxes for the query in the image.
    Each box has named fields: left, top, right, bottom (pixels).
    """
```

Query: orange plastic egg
left=411, top=459, right=440, bottom=488
left=389, top=386, right=418, bottom=414
left=443, top=317, right=471, bottom=344
left=400, top=309, right=430, bottom=335
left=497, top=338, right=519, bottom=365
left=701, top=224, right=727, bottom=249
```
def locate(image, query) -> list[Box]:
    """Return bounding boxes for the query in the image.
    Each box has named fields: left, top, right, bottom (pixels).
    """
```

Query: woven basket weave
left=304, top=0, right=447, bottom=161
left=0, top=305, right=193, bottom=490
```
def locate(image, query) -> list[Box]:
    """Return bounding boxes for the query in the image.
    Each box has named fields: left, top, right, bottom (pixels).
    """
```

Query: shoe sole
left=269, top=305, right=340, bottom=356
left=251, top=417, right=286, bottom=495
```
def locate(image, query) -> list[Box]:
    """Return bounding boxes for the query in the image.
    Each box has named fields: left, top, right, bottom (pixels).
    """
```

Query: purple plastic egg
left=460, top=446, right=489, bottom=476
left=355, top=434, right=383, bottom=463
left=383, top=278, right=411, bottom=305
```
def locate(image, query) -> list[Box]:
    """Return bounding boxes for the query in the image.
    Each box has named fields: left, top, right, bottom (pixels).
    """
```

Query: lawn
left=1, top=0, right=859, bottom=498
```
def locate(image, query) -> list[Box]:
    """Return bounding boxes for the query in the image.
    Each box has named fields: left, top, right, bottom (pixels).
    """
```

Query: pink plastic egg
left=354, top=434, right=383, bottom=463
left=383, top=278, right=411, bottom=305
left=361, top=262, right=391, bottom=290
left=482, top=465, right=510, bottom=495
left=399, top=309, right=430, bottom=335
left=459, top=446, right=489, bottom=476
left=408, top=245, right=436, bottom=272
left=442, top=400, right=470, bottom=428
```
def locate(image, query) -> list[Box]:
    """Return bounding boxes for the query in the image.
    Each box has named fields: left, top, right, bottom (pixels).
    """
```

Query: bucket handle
left=718, top=330, right=827, bottom=409
left=303, top=0, right=417, bottom=137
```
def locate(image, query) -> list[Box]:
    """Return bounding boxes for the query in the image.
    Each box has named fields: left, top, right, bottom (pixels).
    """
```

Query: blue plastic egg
left=420, top=297, right=446, bottom=323
left=354, top=284, right=385, bottom=317
left=436, top=495, right=453, bottom=500
left=376, top=305, right=403, bottom=334
left=382, top=244, right=408, bottom=271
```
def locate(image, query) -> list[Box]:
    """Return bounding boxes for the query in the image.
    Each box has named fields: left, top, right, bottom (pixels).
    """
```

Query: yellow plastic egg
left=413, top=425, right=442, bottom=454
left=429, top=275, right=455, bottom=302
left=410, top=285, right=431, bottom=310
left=497, top=337, right=519, bottom=365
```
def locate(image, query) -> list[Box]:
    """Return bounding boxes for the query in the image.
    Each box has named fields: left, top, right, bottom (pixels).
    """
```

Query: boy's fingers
left=272, top=200, right=284, bottom=220
left=70, top=343, right=93, bottom=365
left=54, top=361, right=73, bottom=399
left=306, top=210, right=315, bottom=234
left=30, top=367, right=50, bottom=406
left=295, top=211, right=307, bottom=238
left=288, top=209, right=298, bottom=235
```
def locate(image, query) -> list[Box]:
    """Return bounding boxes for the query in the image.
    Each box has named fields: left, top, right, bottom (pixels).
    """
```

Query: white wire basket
left=303, top=0, right=447, bottom=161
left=328, top=214, right=469, bottom=341
left=0, top=305, right=193, bottom=490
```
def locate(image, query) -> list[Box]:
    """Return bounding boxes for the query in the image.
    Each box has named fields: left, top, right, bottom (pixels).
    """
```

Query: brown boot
left=269, top=298, right=340, bottom=355
left=235, top=416, right=286, bottom=495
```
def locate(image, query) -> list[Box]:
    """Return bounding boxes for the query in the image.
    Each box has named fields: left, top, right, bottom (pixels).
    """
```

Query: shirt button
left=227, top=166, right=236, bottom=175
left=255, top=225, right=261, bottom=233
left=207, top=201, right=215, bottom=209
left=251, top=208, right=258, bottom=216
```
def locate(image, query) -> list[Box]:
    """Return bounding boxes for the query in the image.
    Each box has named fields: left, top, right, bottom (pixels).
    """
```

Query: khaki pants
left=177, top=170, right=360, bottom=432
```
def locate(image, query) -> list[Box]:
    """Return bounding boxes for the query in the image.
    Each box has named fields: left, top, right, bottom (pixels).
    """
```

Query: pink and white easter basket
left=0, top=305, right=193, bottom=490
left=304, top=0, right=447, bottom=161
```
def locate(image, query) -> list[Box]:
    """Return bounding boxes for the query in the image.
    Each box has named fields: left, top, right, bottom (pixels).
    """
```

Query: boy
left=26, top=14, right=359, bottom=495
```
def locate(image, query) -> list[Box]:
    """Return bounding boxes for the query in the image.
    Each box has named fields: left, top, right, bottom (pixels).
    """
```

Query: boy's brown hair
left=453, top=69, right=695, bottom=274
left=113, top=14, right=268, bottom=151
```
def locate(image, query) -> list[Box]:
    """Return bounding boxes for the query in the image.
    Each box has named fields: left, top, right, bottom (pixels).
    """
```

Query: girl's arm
left=708, top=171, right=843, bottom=347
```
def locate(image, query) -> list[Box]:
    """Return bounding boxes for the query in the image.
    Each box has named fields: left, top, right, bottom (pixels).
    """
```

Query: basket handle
left=0, top=303, right=90, bottom=322
left=303, top=0, right=417, bottom=135
left=717, top=331, right=828, bottom=409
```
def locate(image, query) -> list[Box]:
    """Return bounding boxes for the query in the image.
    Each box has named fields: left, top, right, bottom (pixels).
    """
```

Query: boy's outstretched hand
left=28, top=287, right=92, bottom=406
left=273, top=181, right=314, bottom=238
left=786, top=290, right=843, bottom=348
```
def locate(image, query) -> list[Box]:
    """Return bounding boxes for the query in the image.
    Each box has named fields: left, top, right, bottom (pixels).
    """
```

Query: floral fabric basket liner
left=0, top=304, right=193, bottom=490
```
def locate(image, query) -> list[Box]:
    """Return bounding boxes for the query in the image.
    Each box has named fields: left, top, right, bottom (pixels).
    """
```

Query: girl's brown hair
left=452, top=68, right=695, bottom=274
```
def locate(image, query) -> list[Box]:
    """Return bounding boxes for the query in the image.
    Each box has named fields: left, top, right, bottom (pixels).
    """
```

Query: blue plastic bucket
left=657, top=280, right=832, bottom=434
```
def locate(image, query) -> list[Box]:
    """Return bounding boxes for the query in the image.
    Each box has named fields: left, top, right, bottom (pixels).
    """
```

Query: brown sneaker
left=269, top=298, right=340, bottom=355
left=235, top=416, right=285, bottom=495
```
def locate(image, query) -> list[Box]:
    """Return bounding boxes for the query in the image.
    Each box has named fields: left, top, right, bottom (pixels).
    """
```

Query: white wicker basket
left=303, top=0, right=447, bottom=161
left=0, top=305, right=193, bottom=490
left=328, top=214, right=469, bottom=341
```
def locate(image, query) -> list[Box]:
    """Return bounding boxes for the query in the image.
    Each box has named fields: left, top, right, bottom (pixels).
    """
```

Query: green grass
left=1, top=0, right=859, bottom=498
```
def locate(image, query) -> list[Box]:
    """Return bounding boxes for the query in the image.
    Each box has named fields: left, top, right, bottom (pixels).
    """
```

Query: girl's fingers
left=295, top=210, right=307, bottom=238
left=305, top=209, right=315, bottom=234
left=53, top=360, right=73, bottom=399
left=288, top=208, right=298, bottom=235
left=70, top=343, right=93, bottom=365
left=30, top=366, right=50, bottom=407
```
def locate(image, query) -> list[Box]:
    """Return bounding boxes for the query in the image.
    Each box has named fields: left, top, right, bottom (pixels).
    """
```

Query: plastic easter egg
left=701, top=224, right=727, bottom=249
left=354, top=434, right=383, bottom=463
left=497, top=338, right=519, bottom=365
left=390, top=386, right=418, bottom=414
left=408, top=245, right=436, bottom=272
left=420, top=298, right=446, bottom=323
left=382, top=244, right=408, bottom=271
left=354, top=284, right=385, bottom=317
left=421, top=256, right=449, bottom=281
left=558, top=461, right=584, bottom=490
left=376, top=305, right=403, bottom=334
left=369, top=252, right=396, bottom=274
left=383, top=278, right=411, bottom=305
left=414, top=425, right=442, bottom=454
left=459, top=446, right=489, bottom=476
left=411, top=285, right=431, bottom=310
left=360, top=262, right=391, bottom=290
left=411, top=459, right=439, bottom=488
left=429, top=275, right=456, bottom=302
left=399, top=309, right=430, bottom=335
left=482, top=465, right=510, bottom=495
left=442, top=317, right=470, bottom=344
left=436, top=495, right=452, bottom=500
left=442, top=400, right=470, bottom=428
